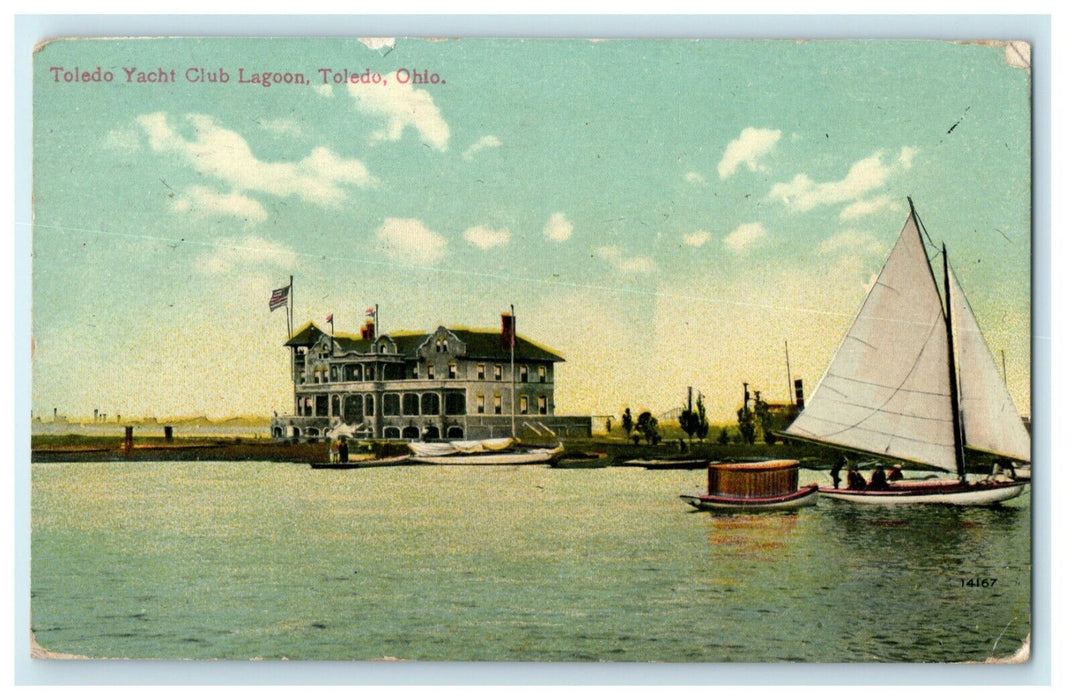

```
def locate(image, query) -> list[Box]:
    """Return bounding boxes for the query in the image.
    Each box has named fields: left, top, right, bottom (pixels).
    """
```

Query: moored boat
left=623, top=457, right=710, bottom=470
left=680, top=459, right=819, bottom=512
left=310, top=455, right=413, bottom=470
left=408, top=438, right=564, bottom=465
left=548, top=452, right=616, bottom=468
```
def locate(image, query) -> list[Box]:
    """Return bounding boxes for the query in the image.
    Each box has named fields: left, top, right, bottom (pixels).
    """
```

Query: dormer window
left=380, top=343, right=386, bottom=353
left=448, top=362, right=457, bottom=379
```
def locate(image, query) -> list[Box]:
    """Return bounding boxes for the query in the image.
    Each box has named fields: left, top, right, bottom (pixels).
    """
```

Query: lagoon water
left=31, top=462, right=1031, bottom=662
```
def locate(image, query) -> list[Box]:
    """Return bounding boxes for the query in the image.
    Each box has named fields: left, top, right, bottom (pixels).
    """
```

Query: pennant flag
left=365, top=307, right=375, bottom=317
left=500, top=313, right=515, bottom=350
left=269, top=285, right=290, bottom=311
left=326, top=313, right=334, bottom=324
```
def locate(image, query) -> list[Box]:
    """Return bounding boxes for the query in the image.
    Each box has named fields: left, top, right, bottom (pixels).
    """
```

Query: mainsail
left=785, top=214, right=960, bottom=471
left=949, top=271, right=1032, bottom=461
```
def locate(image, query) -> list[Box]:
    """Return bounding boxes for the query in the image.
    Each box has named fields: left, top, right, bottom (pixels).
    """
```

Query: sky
left=30, top=38, right=1032, bottom=423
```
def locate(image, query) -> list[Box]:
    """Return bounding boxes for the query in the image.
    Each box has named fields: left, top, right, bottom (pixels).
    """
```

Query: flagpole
left=510, top=303, right=516, bottom=440
left=375, top=303, right=379, bottom=337
left=288, top=275, right=295, bottom=410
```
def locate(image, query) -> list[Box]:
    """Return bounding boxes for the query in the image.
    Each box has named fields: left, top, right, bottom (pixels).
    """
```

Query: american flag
left=269, top=285, right=290, bottom=311
left=365, top=307, right=375, bottom=316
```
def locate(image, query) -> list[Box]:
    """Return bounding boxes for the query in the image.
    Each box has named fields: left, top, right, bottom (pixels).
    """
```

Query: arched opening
left=423, top=425, right=440, bottom=440
left=403, top=393, right=419, bottom=416
left=306, top=427, right=320, bottom=437
left=421, top=393, right=440, bottom=416
left=383, top=426, right=401, bottom=439
left=402, top=425, right=420, bottom=439
left=344, top=394, right=363, bottom=422
left=383, top=393, right=401, bottom=416
left=446, top=425, right=464, bottom=439
left=272, top=426, right=283, bottom=438
left=331, top=395, right=341, bottom=417
left=445, top=391, right=466, bottom=416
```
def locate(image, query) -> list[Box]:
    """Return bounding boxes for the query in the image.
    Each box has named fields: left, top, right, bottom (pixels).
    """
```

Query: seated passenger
left=869, top=468, right=888, bottom=489
left=887, top=466, right=904, bottom=482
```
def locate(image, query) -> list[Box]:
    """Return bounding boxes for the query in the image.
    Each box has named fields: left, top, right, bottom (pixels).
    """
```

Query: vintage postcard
left=29, top=35, right=1034, bottom=666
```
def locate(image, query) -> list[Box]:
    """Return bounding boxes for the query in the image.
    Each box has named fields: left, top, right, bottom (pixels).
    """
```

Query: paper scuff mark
left=1004, top=41, right=1031, bottom=71
left=358, top=37, right=395, bottom=52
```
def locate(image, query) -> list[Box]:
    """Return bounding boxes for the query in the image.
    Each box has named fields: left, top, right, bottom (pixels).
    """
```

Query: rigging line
left=804, top=311, right=949, bottom=441
left=789, top=417, right=955, bottom=448
left=26, top=220, right=862, bottom=323
left=824, top=372, right=952, bottom=397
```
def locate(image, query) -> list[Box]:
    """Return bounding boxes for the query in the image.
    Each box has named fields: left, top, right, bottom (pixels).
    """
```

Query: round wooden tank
left=707, top=460, right=800, bottom=498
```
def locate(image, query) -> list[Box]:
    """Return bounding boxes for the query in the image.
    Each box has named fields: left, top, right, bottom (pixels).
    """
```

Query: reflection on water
left=31, top=462, right=1030, bottom=662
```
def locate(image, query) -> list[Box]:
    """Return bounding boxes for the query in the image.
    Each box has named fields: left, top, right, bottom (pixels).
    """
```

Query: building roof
left=284, top=323, right=565, bottom=362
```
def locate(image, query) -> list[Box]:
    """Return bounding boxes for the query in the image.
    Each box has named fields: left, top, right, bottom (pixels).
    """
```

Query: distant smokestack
left=687, top=386, right=693, bottom=413
left=794, top=379, right=805, bottom=409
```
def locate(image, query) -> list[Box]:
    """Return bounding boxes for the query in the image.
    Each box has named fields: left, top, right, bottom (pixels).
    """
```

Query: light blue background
left=13, top=13, right=1051, bottom=686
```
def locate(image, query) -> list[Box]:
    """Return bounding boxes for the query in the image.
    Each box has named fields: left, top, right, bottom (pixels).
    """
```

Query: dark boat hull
left=680, top=484, right=819, bottom=512
left=310, top=456, right=413, bottom=469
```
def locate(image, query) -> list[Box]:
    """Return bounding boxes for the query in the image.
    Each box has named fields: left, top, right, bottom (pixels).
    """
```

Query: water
left=31, top=462, right=1031, bottom=662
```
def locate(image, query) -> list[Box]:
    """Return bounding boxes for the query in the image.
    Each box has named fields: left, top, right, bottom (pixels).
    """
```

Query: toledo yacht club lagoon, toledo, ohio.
left=29, top=37, right=1033, bottom=664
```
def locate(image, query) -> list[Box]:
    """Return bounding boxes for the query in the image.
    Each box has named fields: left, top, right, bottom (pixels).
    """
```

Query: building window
left=403, top=393, right=420, bottom=416
left=364, top=394, right=375, bottom=416
left=520, top=365, right=529, bottom=383
left=331, top=395, right=340, bottom=416
left=411, top=363, right=419, bottom=379
left=448, top=362, right=457, bottom=379
left=476, top=393, right=485, bottom=414
left=493, top=393, right=502, bottom=415
left=380, top=343, right=386, bottom=353
left=421, top=393, right=440, bottom=415
left=427, top=364, right=435, bottom=380
left=383, top=393, right=401, bottom=416
left=446, top=426, right=464, bottom=439
left=402, top=426, right=420, bottom=439
left=519, top=395, right=529, bottom=415
left=315, top=395, right=329, bottom=417
left=383, top=426, right=401, bottom=439
left=330, top=366, right=338, bottom=382
left=494, top=364, right=503, bottom=381
left=538, top=395, right=547, bottom=415
left=538, top=365, right=546, bottom=383
left=477, top=363, right=485, bottom=380
left=364, top=364, right=375, bottom=381
left=345, top=394, right=363, bottom=421
left=445, top=391, right=466, bottom=415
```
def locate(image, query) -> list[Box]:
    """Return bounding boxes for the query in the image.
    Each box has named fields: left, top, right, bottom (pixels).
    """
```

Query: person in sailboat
left=868, top=468, right=889, bottom=490
left=992, top=458, right=1017, bottom=479
left=829, top=462, right=842, bottom=490
left=887, top=466, right=904, bottom=482
left=846, top=469, right=867, bottom=490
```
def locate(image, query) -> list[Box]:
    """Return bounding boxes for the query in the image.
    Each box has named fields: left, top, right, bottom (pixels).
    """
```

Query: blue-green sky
left=31, top=37, right=1031, bottom=422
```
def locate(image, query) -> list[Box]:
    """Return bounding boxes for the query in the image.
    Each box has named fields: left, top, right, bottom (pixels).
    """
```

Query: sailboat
left=783, top=199, right=1029, bottom=506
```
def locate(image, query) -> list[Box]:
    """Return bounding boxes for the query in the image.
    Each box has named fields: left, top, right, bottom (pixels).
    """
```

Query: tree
left=621, top=407, right=633, bottom=438
left=737, top=405, right=756, bottom=444
left=679, top=408, right=699, bottom=442
left=636, top=411, right=661, bottom=445
left=695, top=393, right=710, bottom=441
left=717, top=426, right=730, bottom=445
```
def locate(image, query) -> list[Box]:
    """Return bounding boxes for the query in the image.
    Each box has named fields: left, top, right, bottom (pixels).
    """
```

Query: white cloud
left=135, top=112, right=375, bottom=207
left=544, top=212, right=574, bottom=242
left=839, top=195, right=896, bottom=222
left=463, top=135, right=502, bottom=161
left=768, top=149, right=914, bottom=213
left=684, top=171, right=706, bottom=185
left=171, top=186, right=268, bottom=225
left=718, top=127, right=782, bottom=180
left=348, top=81, right=450, bottom=151
left=195, top=235, right=297, bottom=275
left=103, top=128, right=141, bottom=152
left=259, top=118, right=301, bottom=136
left=375, top=218, right=447, bottom=264
left=682, top=230, right=712, bottom=247
left=898, top=146, right=918, bottom=169
left=818, top=229, right=886, bottom=257
left=724, top=222, right=767, bottom=255
left=314, top=84, right=334, bottom=98
left=463, top=225, right=511, bottom=250
left=594, top=245, right=655, bottom=274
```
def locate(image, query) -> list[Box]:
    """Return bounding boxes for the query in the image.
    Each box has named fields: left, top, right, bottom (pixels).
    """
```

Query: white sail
left=949, top=272, right=1031, bottom=461
left=785, top=214, right=959, bottom=471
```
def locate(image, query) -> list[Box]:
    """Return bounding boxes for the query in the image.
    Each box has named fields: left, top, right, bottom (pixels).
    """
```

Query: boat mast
left=941, top=242, right=969, bottom=482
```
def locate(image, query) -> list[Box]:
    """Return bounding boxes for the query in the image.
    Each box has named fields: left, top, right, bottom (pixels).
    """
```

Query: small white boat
left=408, top=438, right=564, bottom=465
left=783, top=200, right=1031, bottom=507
